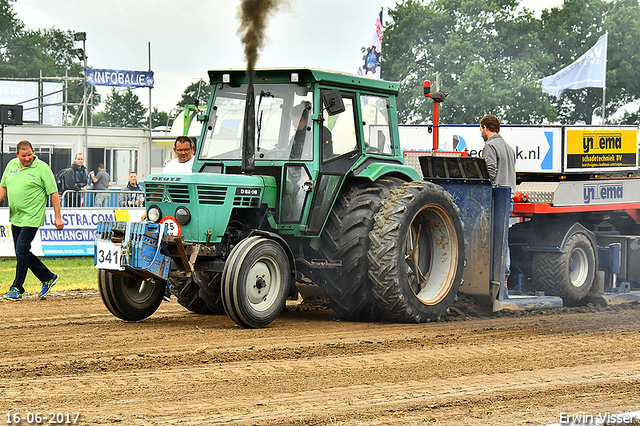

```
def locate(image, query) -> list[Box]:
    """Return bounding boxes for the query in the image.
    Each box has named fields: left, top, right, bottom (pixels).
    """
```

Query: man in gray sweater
left=90, top=163, right=111, bottom=207
left=480, top=114, right=516, bottom=283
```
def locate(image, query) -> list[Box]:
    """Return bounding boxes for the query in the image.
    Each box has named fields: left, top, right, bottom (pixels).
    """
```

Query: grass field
left=0, top=257, right=98, bottom=295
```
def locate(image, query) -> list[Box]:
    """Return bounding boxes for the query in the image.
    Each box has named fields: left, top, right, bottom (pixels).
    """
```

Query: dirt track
left=1, top=292, right=640, bottom=426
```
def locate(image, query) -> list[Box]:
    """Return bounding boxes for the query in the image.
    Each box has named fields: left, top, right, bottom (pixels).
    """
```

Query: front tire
left=221, top=237, right=291, bottom=328
left=98, top=270, right=164, bottom=321
left=533, top=232, right=595, bottom=305
left=368, top=182, right=465, bottom=322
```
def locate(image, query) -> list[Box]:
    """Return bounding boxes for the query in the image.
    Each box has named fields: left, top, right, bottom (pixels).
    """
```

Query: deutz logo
left=162, top=195, right=171, bottom=203
left=152, top=176, right=182, bottom=182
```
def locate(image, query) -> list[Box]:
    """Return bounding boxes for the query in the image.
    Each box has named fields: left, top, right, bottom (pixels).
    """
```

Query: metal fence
left=58, top=189, right=145, bottom=208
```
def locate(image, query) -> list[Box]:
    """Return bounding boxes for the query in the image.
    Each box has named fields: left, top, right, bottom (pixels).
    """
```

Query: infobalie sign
left=87, top=68, right=154, bottom=88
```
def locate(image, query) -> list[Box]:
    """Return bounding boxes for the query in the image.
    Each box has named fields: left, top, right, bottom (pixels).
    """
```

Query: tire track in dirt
left=1, top=294, right=640, bottom=425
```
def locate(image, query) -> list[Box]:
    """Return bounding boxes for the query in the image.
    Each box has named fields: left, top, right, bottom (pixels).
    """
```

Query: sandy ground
left=1, top=292, right=640, bottom=426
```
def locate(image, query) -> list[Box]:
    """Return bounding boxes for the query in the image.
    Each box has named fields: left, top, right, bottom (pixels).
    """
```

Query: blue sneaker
left=38, top=274, right=59, bottom=298
left=3, top=287, right=23, bottom=300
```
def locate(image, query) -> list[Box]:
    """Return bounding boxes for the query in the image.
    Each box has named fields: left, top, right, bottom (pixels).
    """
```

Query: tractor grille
left=145, top=184, right=190, bottom=203
left=233, top=196, right=260, bottom=208
left=145, top=184, right=164, bottom=202
left=197, top=186, right=228, bottom=205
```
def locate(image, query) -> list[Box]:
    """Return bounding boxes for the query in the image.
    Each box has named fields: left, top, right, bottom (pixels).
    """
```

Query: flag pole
left=602, top=32, right=608, bottom=124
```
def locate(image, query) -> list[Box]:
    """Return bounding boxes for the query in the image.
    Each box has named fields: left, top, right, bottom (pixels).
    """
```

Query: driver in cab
left=286, top=102, right=333, bottom=160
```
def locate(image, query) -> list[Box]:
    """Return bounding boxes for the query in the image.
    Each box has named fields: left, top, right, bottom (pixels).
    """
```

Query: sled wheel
left=222, top=236, right=291, bottom=328
left=98, top=270, right=164, bottom=321
left=368, top=181, right=465, bottom=322
left=533, top=232, right=595, bottom=305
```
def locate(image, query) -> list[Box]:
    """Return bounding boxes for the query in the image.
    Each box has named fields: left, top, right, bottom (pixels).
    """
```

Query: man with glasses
left=159, top=136, right=195, bottom=303
left=163, top=136, right=195, bottom=173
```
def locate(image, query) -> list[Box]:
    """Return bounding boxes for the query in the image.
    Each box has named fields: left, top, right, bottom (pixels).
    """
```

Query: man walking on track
left=0, top=140, right=64, bottom=300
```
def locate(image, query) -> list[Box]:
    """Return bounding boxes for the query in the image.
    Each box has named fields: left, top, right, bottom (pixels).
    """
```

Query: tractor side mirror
left=321, top=90, right=345, bottom=116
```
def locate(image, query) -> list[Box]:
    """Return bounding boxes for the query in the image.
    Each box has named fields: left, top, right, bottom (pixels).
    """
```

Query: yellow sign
left=566, top=128, right=637, bottom=170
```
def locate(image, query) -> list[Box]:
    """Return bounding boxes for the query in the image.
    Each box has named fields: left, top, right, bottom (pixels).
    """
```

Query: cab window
left=360, top=94, right=393, bottom=155
left=322, top=95, right=358, bottom=163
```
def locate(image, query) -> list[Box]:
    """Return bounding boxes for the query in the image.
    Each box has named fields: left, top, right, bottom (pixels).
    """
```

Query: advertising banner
left=565, top=127, right=638, bottom=172
left=0, top=208, right=145, bottom=257
left=399, top=125, right=562, bottom=174
left=87, top=68, right=154, bottom=88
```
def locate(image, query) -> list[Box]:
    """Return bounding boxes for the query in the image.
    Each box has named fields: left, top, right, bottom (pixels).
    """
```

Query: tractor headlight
left=174, top=206, right=191, bottom=225
left=147, top=206, right=161, bottom=222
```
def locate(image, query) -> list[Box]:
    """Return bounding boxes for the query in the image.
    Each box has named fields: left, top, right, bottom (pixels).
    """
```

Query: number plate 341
left=95, top=241, right=124, bottom=271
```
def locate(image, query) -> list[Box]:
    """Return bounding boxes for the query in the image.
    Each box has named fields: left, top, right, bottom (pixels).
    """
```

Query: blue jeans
left=95, top=192, right=109, bottom=207
left=505, top=198, right=513, bottom=278
left=11, top=225, right=54, bottom=293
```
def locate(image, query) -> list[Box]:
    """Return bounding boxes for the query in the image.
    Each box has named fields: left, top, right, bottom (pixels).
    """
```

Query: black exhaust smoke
left=237, top=0, right=284, bottom=74
left=237, top=0, right=284, bottom=175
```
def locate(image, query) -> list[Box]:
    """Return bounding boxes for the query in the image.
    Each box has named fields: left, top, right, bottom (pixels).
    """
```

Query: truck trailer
left=403, top=124, right=640, bottom=309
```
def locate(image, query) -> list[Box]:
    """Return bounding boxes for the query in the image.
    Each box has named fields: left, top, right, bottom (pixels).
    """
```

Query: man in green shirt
left=0, top=140, right=64, bottom=300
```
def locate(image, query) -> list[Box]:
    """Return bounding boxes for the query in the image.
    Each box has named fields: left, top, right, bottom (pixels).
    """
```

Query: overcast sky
left=13, top=0, right=563, bottom=115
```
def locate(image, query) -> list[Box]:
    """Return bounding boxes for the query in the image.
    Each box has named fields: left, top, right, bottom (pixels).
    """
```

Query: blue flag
left=542, top=33, right=608, bottom=99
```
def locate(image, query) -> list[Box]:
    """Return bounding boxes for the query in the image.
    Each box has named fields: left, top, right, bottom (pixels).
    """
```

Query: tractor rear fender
left=351, top=159, right=420, bottom=183
left=247, top=229, right=297, bottom=285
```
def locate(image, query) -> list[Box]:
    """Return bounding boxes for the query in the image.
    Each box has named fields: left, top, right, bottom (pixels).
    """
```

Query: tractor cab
left=177, top=69, right=407, bottom=240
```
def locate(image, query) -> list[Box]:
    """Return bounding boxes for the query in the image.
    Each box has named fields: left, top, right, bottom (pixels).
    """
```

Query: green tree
left=101, top=88, right=147, bottom=127
left=151, top=107, right=169, bottom=129
left=92, top=110, right=107, bottom=127
left=177, top=79, right=211, bottom=108
left=0, top=28, right=82, bottom=77
left=0, top=0, right=22, bottom=51
left=0, top=1, right=87, bottom=122
left=384, top=0, right=556, bottom=125
left=540, top=0, right=640, bottom=124
left=385, top=0, right=640, bottom=125
left=539, top=0, right=609, bottom=124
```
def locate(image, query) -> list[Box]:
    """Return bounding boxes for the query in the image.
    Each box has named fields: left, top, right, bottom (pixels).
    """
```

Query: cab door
left=305, top=91, right=362, bottom=235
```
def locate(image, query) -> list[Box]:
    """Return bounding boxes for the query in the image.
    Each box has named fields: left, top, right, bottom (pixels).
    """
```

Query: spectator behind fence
left=63, top=153, right=88, bottom=207
left=91, top=163, right=111, bottom=207
left=118, top=171, right=144, bottom=207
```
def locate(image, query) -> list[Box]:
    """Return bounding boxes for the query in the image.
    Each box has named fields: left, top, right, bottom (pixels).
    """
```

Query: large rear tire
left=98, top=270, right=164, bottom=321
left=533, top=232, right=595, bottom=305
left=192, top=271, right=225, bottom=314
left=168, top=276, right=212, bottom=314
left=317, top=177, right=403, bottom=321
left=368, top=182, right=465, bottom=322
left=221, top=236, right=291, bottom=328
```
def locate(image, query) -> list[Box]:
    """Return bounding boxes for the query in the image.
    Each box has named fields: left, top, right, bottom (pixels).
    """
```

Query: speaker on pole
left=0, top=104, right=23, bottom=176
left=0, top=104, right=23, bottom=125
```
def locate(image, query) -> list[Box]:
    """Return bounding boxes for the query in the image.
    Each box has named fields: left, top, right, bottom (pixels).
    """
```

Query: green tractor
left=95, top=69, right=465, bottom=328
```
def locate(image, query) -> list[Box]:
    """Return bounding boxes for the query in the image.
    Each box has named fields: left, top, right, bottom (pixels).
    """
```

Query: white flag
left=358, top=9, right=383, bottom=79
left=542, top=33, right=608, bottom=99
